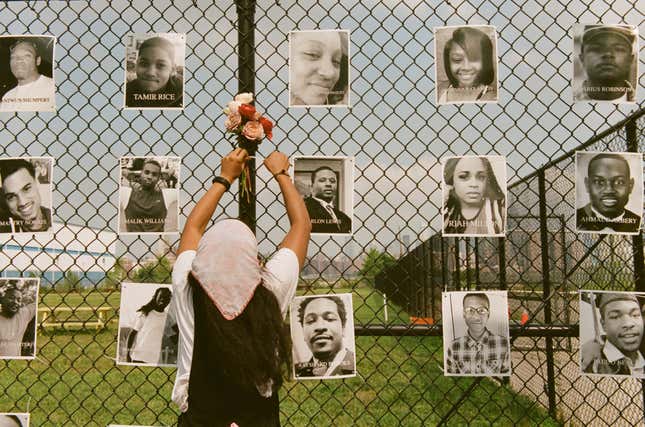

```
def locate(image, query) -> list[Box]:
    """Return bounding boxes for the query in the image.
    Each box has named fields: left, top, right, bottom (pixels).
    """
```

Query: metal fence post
left=538, top=170, right=557, bottom=418
left=236, top=0, right=257, bottom=232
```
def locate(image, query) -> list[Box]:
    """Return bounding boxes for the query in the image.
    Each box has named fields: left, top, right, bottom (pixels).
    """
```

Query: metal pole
left=538, top=170, right=557, bottom=418
left=236, top=0, right=256, bottom=232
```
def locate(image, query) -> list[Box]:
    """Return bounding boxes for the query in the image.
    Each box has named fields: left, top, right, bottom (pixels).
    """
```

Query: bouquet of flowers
left=223, top=93, right=274, bottom=201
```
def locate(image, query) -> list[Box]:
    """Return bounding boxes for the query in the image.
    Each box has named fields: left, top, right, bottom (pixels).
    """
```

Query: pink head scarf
left=191, top=219, right=262, bottom=320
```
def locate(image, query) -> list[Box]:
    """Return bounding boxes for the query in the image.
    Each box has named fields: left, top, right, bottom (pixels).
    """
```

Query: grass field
left=0, top=288, right=559, bottom=426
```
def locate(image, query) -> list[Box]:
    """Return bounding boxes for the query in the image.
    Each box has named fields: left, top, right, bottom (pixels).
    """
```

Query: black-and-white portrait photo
left=442, top=291, right=510, bottom=377
left=580, top=290, right=645, bottom=378
left=293, top=156, right=353, bottom=235
left=290, top=293, right=356, bottom=380
left=0, top=278, right=38, bottom=360
left=289, top=29, right=350, bottom=107
left=0, top=413, right=29, bottom=427
left=442, top=155, right=506, bottom=237
left=0, top=157, right=53, bottom=235
left=118, top=156, right=180, bottom=235
left=573, top=24, right=638, bottom=103
left=124, top=33, right=185, bottom=109
left=0, top=35, right=55, bottom=112
left=117, top=282, right=177, bottom=367
left=575, top=152, right=643, bottom=234
left=434, top=25, right=498, bottom=105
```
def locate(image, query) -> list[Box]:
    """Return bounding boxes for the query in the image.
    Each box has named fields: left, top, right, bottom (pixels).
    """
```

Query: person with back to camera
left=437, top=27, right=497, bottom=103
left=443, top=156, right=505, bottom=235
left=171, top=148, right=311, bottom=426
left=290, top=31, right=348, bottom=106
left=125, top=36, right=183, bottom=108
left=303, top=166, right=352, bottom=234
left=576, top=153, right=640, bottom=233
left=294, top=295, right=355, bottom=378
left=575, top=25, right=636, bottom=102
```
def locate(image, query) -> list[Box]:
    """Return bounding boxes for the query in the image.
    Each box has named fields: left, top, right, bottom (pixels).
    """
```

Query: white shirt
left=0, top=75, right=55, bottom=112
left=171, top=247, right=300, bottom=412
left=130, top=310, right=167, bottom=364
left=0, top=303, right=36, bottom=357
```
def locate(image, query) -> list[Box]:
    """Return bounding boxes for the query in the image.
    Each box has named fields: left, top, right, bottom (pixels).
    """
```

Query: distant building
left=0, top=223, right=116, bottom=286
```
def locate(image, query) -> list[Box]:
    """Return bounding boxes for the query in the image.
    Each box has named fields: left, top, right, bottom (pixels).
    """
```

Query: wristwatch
left=212, top=176, right=231, bottom=191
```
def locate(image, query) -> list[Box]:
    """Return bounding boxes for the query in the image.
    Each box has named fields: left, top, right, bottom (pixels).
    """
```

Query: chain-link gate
left=0, top=0, right=643, bottom=426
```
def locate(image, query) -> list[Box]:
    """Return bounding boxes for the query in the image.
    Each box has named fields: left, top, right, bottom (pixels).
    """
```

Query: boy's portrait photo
left=0, top=278, right=38, bottom=360
left=124, top=33, right=185, bottom=109
left=0, top=35, right=55, bottom=112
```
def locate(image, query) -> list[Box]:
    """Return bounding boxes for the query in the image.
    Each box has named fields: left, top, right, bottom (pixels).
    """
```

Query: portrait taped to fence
left=442, top=155, right=506, bottom=237
left=290, top=293, right=356, bottom=379
left=123, top=33, right=185, bottom=109
left=0, top=278, right=38, bottom=360
left=118, top=156, right=180, bottom=235
left=442, top=291, right=511, bottom=376
left=0, top=157, right=53, bottom=235
left=0, top=35, right=55, bottom=112
left=117, top=282, right=177, bottom=367
left=289, top=29, right=350, bottom=107
left=0, top=413, right=29, bottom=427
left=580, top=290, right=645, bottom=378
left=573, top=24, right=638, bottom=103
left=575, top=151, right=643, bottom=234
left=293, top=156, right=354, bottom=235
left=434, top=25, right=499, bottom=104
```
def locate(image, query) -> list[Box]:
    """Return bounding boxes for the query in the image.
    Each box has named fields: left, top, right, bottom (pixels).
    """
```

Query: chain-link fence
left=0, top=0, right=643, bottom=426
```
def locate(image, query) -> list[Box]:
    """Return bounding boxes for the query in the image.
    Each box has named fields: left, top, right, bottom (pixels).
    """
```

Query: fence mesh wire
left=0, top=0, right=643, bottom=426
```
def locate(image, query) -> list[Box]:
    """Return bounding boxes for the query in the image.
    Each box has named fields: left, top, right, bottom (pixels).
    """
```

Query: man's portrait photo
left=442, top=291, right=511, bottom=376
left=0, top=413, right=29, bottom=427
left=0, top=35, right=55, bottom=112
left=434, top=25, right=499, bottom=104
left=290, top=293, right=356, bottom=380
left=117, top=283, right=177, bottom=367
left=580, top=291, right=645, bottom=378
left=124, top=33, right=185, bottom=110
left=118, top=156, right=180, bottom=235
left=289, top=29, right=350, bottom=107
left=0, top=278, right=38, bottom=360
left=293, top=156, right=353, bottom=235
left=0, top=157, right=54, bottom=235
left=575, top=152, right=643, bottom=234
left=573, top=24, right=638, bottom=103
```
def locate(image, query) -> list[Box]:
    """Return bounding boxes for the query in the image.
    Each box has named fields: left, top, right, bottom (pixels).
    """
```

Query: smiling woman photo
left=442, top=155, right=506, bottom=236
left=435, top=26, right=498, bottom=104
left=289, top=29, right=350, bottom=107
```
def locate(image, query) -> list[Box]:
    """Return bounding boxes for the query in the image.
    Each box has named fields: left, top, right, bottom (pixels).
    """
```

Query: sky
left=0, top=0, right=642, bottom=266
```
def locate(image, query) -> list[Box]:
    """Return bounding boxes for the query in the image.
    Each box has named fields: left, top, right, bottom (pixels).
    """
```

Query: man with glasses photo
left=576, top=152, right=642, bottom=234
left=445, top=292, right=510, bottom=375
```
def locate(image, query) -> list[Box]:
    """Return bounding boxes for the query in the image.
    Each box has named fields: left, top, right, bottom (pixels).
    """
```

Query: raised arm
left=177, top=148, right=248, bottom=255
left=263, top=151, right=311, bottom=268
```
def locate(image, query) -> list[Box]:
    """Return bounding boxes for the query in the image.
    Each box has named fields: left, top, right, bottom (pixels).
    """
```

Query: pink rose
left=242, top=121, right=265, bottom=141
left=225, top=112, right=242, bottom=131
left=227, top=100, right=241, bottom=114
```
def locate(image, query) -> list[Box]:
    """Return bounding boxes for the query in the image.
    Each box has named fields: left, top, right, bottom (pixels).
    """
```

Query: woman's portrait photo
left=117, top=283, right=177, bottom=367
left=289, top=29, right=350, bottom=107
left=435, top=25, right=499, bottom=104
left=442, top=155, right=507, bottom=237
left=123, top=33, right=185, bottom=110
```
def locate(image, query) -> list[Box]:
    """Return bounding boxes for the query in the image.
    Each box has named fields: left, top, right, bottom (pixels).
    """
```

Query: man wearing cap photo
left=576, top=153, right=641, bottom=234
left=574, top=24, right=637, bottom=102
left=0, top=37, right=55, bottom=112
left=581, top=292, right=645, bottom=376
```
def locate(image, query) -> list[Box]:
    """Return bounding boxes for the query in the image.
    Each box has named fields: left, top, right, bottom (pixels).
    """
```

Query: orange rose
left=259, top=116, right=273, bottom=140
left=238, top=104, right=257, bottom=120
